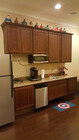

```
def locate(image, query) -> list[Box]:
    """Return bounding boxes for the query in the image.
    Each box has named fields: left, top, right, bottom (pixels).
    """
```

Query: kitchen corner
left=0, top=1, right=79, bottom=139
left=0, top=19, right=78, bottom=126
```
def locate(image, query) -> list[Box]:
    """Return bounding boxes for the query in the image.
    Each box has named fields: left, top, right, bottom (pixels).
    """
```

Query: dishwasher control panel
left=34, top=82, right=48, bottom=89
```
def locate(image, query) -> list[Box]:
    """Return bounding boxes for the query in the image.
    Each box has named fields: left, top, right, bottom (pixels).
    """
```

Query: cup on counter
left=41, top=69, right=45, bottom=79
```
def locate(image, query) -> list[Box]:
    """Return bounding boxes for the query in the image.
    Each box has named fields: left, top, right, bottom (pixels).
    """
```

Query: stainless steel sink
left=49, top=76, right=59, bottom=79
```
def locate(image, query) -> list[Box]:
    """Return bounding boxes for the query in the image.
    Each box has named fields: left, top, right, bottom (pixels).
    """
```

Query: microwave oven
left=28, top=54, right=48, bottom=63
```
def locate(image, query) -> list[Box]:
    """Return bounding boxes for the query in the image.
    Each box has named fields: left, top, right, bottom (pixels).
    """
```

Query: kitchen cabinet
left=14, top=85, right=34, bottom=112
left=33, top=29, right=48, bottom=54
left=67, top=77, right=77, bottom=94
left=21, top=27, right=33, bottom=54
left=2, top=22, right=72, bottom=61
left=48, top=79, right=67, bottom=101
left=13, top=76, right=77, bottom=115
left=3, top=24, right=21, bottom=53
left=49, top=32, right=61, bottom=62
left=2, top=22, right=33, bottom=54
left=62, top=34, right=72, bottom=62
left=49, top=32, right=72, bottom=62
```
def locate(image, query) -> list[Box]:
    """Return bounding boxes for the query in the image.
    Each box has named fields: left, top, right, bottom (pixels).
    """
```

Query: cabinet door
left=33, top=29, right=48, bottom=54
left=62, top=34, right=72, bottom=62
left=49, top=32, right=61, bottom=62
left=67, top=77, right=77, bottom=94
left=48, top=80, right=67, bottom=101
left=28, top=85, right=34, bottom=105
left=14, top=85, right=34, bottom=111
left=4, top=25, right=21, bottom=53
left=21, top=27, right=33, bottom=54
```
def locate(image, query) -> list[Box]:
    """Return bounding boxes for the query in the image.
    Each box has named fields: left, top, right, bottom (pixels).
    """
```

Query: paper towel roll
left=41, top=69, right=45, bottom=79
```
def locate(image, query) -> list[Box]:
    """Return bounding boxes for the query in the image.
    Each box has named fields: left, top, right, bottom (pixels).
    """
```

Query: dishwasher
left=34, top=83, right=48, bottom=109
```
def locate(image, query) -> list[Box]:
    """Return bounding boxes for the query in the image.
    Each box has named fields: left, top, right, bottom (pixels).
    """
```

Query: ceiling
left=0, top=0, right=79, bottom=27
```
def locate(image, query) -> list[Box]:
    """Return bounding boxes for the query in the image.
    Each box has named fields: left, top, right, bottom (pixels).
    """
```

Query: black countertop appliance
left=30, top=67, right=38, bottom=79
left=28, top=67, right=41, bottom=81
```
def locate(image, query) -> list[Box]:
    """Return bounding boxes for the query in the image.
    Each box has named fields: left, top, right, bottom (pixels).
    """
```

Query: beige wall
left=0, top=10, right=79, bottom=78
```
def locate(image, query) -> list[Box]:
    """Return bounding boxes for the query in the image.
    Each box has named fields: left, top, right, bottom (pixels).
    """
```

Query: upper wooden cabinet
left=49, top=32, right=72, bottom=62
left=62, top=34, right=72, bottom=62
left=2, top=22, right=33, bottom=54
left=49, top=32, right=62, bottom=62
left=21, top=27, right=33, bottom=54
left=2, top=22, right=73, bottom=62
left=3, top=24, right=21, bottom=53
left=33, top=29, right=48, bottom=54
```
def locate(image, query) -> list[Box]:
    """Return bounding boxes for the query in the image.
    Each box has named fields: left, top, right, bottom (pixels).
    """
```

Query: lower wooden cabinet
left=67, top=77, right=77, bottom=95
left=48, top=77, right=77, bottom=101
left=14, top=77, right=77, bottom=114
left=14, top=85, right=34, bottom=112
left=48, top=80, right=67, bottom=101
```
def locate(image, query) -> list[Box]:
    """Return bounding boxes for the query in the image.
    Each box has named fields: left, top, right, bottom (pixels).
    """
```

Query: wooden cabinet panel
left=28, top=85, right=34, bottom=105
left=49, top=32, right=61, bottom=62
left=62, top=34, right=72, bottom=62
left=33, top=29, right=48, bottom=54
left=2, top=23, right=33, bottom=54
left=49, top=32, right=72, bottom=62
left=48, top=80, right=67, bottom=101
left=2, top=22, right=72, bottom=59
left=14, top=85, right=34, bottom=112
left=21, top=27, right=33, bottom=54
left=4, top=25, right=21, bottom=53
left=67, top=77, right=77, bottom=94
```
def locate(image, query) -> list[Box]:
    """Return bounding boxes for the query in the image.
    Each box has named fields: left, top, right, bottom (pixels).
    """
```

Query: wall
left=0, top=10, right=79, bottom=78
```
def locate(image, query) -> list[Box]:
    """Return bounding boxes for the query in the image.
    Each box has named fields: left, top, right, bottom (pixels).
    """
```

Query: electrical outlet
left=17, top=58, right=20, bottom=61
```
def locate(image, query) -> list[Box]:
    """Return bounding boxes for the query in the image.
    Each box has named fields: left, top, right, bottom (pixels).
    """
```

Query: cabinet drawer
left=48, top=80, right=67, bottom=100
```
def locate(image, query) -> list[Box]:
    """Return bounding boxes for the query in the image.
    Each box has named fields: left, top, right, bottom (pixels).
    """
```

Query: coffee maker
left=28, top=67, right=41, bottom=81
left=30, top=67, right=38, bottom=79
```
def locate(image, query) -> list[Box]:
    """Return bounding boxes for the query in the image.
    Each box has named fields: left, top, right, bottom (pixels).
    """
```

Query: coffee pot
left=30, top=67, right=38, bottom=79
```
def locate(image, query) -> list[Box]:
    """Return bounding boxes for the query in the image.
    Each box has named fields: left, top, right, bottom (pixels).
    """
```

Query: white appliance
left=34, top=83, right=48, bottom=109
left=0, top=54, right=15, bottom=126
left=41, top=69, right=45, bottom=79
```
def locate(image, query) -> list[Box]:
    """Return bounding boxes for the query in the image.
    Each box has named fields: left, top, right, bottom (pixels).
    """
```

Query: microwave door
left=34, top=56, right=44, bottom=61
left=28, top=55, right=48, bottom=63
left=34, top=55, right=48, bottom=63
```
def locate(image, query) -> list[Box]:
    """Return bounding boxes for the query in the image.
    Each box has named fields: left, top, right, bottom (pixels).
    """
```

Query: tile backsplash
left=12, top=54, right=65, bottom=78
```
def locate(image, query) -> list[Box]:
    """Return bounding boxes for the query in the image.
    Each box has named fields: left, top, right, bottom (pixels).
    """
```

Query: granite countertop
left=14, top=75, right=77, bottom=88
